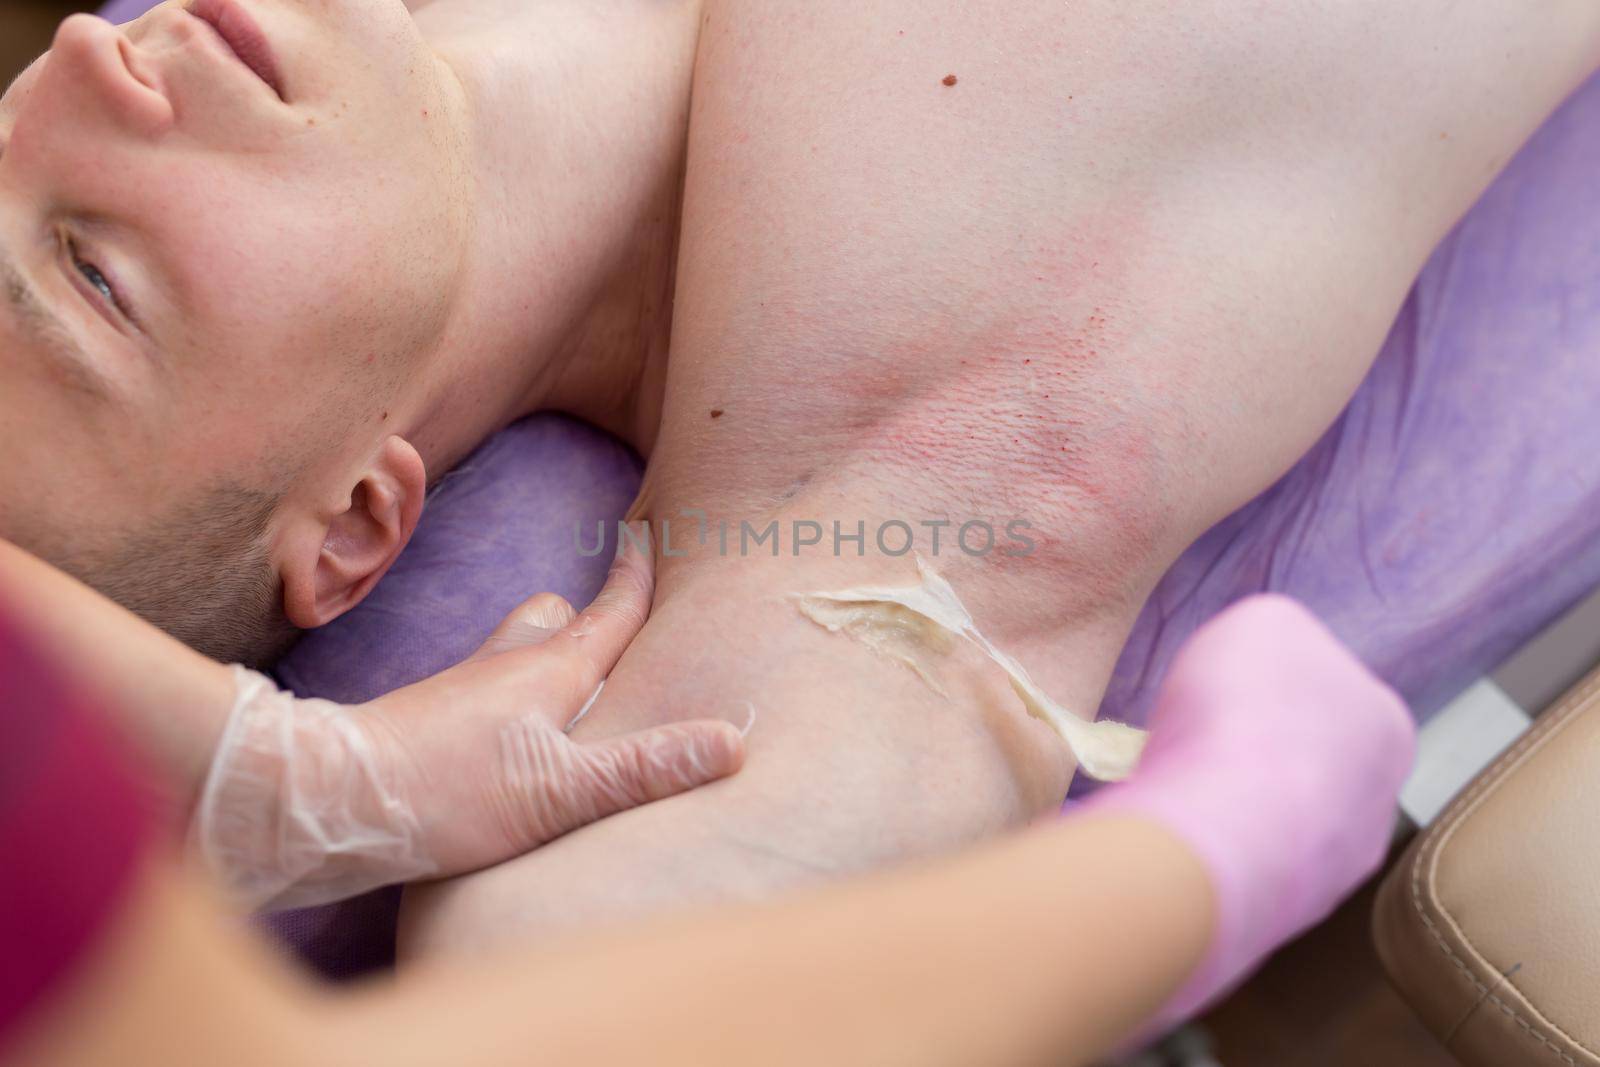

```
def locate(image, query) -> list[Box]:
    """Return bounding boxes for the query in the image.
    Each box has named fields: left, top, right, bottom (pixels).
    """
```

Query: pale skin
left=400, top=0, right=1600, bottom=954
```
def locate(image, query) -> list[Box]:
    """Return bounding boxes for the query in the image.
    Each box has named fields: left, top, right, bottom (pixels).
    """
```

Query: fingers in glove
left=496, top=717, right=745, bottom=846
left=541, top=528, right=657, bottom=702
left=449, top=532, right=654, bottom=728
left=571, top=720, right=745, bottom=827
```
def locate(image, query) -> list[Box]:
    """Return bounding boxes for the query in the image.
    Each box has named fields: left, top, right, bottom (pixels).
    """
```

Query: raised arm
left=402, top=0, right=1599, bottom=955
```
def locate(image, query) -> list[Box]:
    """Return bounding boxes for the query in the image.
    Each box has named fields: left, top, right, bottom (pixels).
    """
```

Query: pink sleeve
left=0, top=607, right=152, bottom=1056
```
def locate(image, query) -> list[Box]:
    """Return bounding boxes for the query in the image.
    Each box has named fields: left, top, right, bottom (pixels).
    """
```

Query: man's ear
left=279, top=436, right=427, bottom=630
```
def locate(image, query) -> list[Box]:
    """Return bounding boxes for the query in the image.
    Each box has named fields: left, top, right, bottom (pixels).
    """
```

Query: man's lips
left=185, top=0, right=285, bottom=100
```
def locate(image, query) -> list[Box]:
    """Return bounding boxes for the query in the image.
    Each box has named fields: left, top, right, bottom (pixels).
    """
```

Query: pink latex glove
left=1076, top=594, right=1416, bottom=1034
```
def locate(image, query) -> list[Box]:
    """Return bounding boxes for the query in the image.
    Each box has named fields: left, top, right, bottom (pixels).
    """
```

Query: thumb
left=467, top=592, right=579, bottom=663
left=549, top=721, right=747, bottom=837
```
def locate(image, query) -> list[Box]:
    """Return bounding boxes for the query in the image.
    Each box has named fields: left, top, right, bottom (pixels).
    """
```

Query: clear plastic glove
left=1074, top=594, right=1416, bottom=1036
left=192, top=540, right=747, bottom=912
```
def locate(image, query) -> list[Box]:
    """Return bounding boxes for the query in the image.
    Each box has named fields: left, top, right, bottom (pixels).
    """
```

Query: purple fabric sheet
left=90, top=0, right=1600, bottom=976
left=1102, top=78, right=1600, bottom=728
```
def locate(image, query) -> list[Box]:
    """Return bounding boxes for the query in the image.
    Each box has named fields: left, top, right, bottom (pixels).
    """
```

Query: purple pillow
left=99, top=0, right=154, bottom=24
left=276, top=415, right=640, bottom=703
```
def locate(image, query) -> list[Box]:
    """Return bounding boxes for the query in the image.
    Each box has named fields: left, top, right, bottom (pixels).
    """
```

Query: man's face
left=0, top=0, right=466, bottom=644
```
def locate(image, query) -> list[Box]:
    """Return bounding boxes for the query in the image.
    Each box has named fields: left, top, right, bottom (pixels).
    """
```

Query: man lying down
left=2, top=0, right=1596, bottom=1020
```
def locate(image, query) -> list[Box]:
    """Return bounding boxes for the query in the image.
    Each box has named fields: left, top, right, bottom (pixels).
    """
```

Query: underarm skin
left=400, top=0, right=1600, bottom=955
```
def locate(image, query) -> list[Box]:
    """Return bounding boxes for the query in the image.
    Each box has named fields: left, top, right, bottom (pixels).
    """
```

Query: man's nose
left=44, top=14, right=174, bottom=138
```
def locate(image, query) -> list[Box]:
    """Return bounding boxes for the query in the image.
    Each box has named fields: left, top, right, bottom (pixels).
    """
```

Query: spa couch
left=1374, top=604, right=1600, bottom=1067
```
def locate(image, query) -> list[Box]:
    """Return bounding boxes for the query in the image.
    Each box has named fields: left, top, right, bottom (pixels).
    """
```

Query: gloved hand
left=192, top=540, right=747, bottom=912
left=1074, top=594, right=1416, bottom=1035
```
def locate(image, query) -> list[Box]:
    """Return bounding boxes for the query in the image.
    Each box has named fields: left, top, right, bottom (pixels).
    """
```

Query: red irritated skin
left=403, top=0, right=1600, bottom=961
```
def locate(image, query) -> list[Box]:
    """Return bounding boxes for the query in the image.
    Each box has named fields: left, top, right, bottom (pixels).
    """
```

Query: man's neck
left=403, top=0, right=701, bottom=474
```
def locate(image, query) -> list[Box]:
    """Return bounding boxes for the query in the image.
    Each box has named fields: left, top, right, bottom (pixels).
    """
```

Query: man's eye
left=65, top=237, right=128, bottom=319
left=76, top=257, right=115, bottom=305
